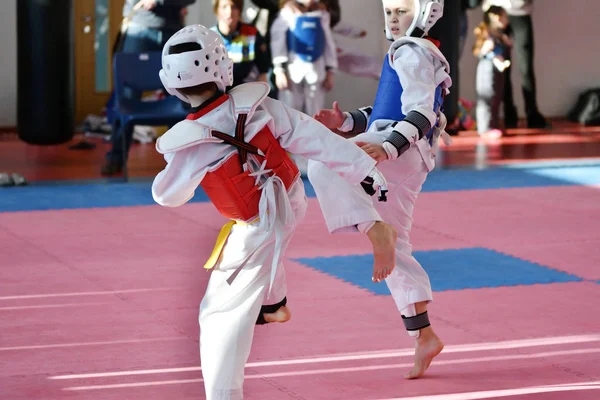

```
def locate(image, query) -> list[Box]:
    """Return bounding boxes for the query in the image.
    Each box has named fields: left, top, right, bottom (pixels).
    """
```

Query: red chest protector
left=200, top=126, right=299, bottom=222
left=199, top=84, right=299, bottom=222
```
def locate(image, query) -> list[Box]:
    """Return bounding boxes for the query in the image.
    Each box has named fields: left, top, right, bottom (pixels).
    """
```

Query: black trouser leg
left=508, top=15, right=546, bottom=127
left=428, top=0, right=460, bottom=128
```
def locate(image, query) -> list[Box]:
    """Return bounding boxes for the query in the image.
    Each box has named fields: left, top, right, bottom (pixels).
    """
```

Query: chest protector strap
left=211, top=113, right=263, bottom=169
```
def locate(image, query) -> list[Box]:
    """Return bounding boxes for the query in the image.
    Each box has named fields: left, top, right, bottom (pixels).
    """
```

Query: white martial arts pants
left=280, top=78, right=325, bottom=177
left=307, top=132, right=434, bottom=316
left=279, top=79, right=326, bottom=119
left=198, top=181, right=307, bottom=400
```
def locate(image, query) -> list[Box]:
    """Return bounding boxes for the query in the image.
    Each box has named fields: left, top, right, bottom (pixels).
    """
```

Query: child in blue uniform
left=270, top=0, right=338, bottom=117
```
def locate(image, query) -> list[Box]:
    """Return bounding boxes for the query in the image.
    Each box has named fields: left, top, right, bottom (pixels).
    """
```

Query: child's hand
left=274, top=71, right=289, bottom=91
left=322, top=71, right=334, bottom=92
left=133, top=0, right=157, bottom=11
left=356, top=142, right=388, bottom=163
left=480, top=39, right=494, bottom=56
left=313, top=101, right=345, bottom=129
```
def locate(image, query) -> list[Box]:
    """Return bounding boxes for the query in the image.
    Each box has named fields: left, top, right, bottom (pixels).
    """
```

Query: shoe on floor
left=0, top=173, right=27, bottom=187
left=100, top=160, right=123, bottom=176
left=527, top=113, right=551, bottom=129
left=504, top=107, right=518, bottom=129
left=11, top=173, right=27, bottom=186
left=0, top=172, right=14, bottom=187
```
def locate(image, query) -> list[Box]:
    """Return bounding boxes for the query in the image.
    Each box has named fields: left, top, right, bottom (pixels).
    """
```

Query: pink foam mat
left=1, top=186, right=599, bottom=400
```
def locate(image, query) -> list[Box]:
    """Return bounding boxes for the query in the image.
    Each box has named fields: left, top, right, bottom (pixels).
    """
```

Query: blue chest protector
left=368, top=55, right=444, bottom=143
left=287, top=15, right=325, bottom=62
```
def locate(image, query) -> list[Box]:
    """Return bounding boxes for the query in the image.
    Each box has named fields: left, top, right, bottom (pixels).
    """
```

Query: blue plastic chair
left=111, top=51, right=189, bottom=181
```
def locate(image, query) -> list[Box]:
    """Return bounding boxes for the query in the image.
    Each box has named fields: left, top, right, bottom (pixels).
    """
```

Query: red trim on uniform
left=425, top=37, right=441, bottom=48
left=186, top=94, right=229, bottom=120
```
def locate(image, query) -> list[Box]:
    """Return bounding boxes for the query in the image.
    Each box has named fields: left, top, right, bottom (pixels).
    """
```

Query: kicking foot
left=366, top=221, right=397, bottom=283
left=405, top=327, right=444, bottom=379
left=262, top=305, right=291, bottom=323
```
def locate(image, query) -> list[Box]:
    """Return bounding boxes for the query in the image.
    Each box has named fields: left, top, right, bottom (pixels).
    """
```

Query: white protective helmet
left=383, top=0, right=444, bottom=40
left=159, top=25, right=234, bottom=102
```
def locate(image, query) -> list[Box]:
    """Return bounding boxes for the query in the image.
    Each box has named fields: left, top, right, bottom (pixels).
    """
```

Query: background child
left=212, top=0, right=271, bottom=87
left=473, top=5, right=512, bottom=138
left=270, top=0, right=338, bottom=116
left=152, top=24, right=394, bottom=400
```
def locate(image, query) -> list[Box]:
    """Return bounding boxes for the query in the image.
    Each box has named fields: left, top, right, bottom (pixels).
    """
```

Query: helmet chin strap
left=406, top=0, right=425, bottom=38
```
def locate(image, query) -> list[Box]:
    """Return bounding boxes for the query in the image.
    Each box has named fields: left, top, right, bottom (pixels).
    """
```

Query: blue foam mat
left=1, top=161, right=599, bottom=212
left=295, top=247, right=584, bottom=294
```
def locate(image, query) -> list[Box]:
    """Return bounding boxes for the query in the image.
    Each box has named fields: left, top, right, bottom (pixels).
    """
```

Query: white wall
left=0, top=0, right=597, bottom=126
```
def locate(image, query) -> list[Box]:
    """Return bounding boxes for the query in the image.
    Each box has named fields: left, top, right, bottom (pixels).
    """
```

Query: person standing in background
left=101, top=0, right=196, bottom=176
left=247, top=0, right=302, bottom=98
left=212, top=0, right=271, bottom=87
left=483, top=0, right=548, bottom=129
left=473, top=5, right=512, bottom=138
left=270, top=0, right=338, bottom=117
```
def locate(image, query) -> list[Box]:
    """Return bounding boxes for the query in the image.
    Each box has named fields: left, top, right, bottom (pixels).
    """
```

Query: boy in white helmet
left=151, top=24, right=397, bottom=400
left=308, top=0, right=451, bottom=379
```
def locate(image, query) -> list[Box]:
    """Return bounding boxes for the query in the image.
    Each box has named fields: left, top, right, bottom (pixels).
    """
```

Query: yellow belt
left=203, top=217, right=260, bottom=270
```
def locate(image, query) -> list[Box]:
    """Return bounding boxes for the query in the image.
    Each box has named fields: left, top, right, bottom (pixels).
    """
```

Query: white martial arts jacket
left=152, top=82, right=376, bottom=289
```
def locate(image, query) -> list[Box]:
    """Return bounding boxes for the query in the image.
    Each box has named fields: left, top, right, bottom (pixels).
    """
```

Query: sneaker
left=0, top=173, right=27, bottom=187
left=100, top=159, right=123, bottom=176
left=527, top=113, right=551, bottom=129
left=504, top=107, right=518, bottom=129
left=0, top=172, right=14, bottom=187
left=11, top=173, right=27, bottom=186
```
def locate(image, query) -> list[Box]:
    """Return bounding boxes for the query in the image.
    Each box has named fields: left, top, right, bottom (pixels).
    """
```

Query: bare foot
left=263, top=306, right=291, bottom=323
left=366, top=221, right=397, bottom=282
left=405, top=327, right=444, bottom=379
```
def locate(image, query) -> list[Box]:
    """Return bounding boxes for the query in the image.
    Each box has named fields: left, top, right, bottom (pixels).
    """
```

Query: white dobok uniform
left=270, top=7, right=338, bottom=117
left=151, top=82, right=376, bottom=400
left=308, top=38, right=452, bottom=322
